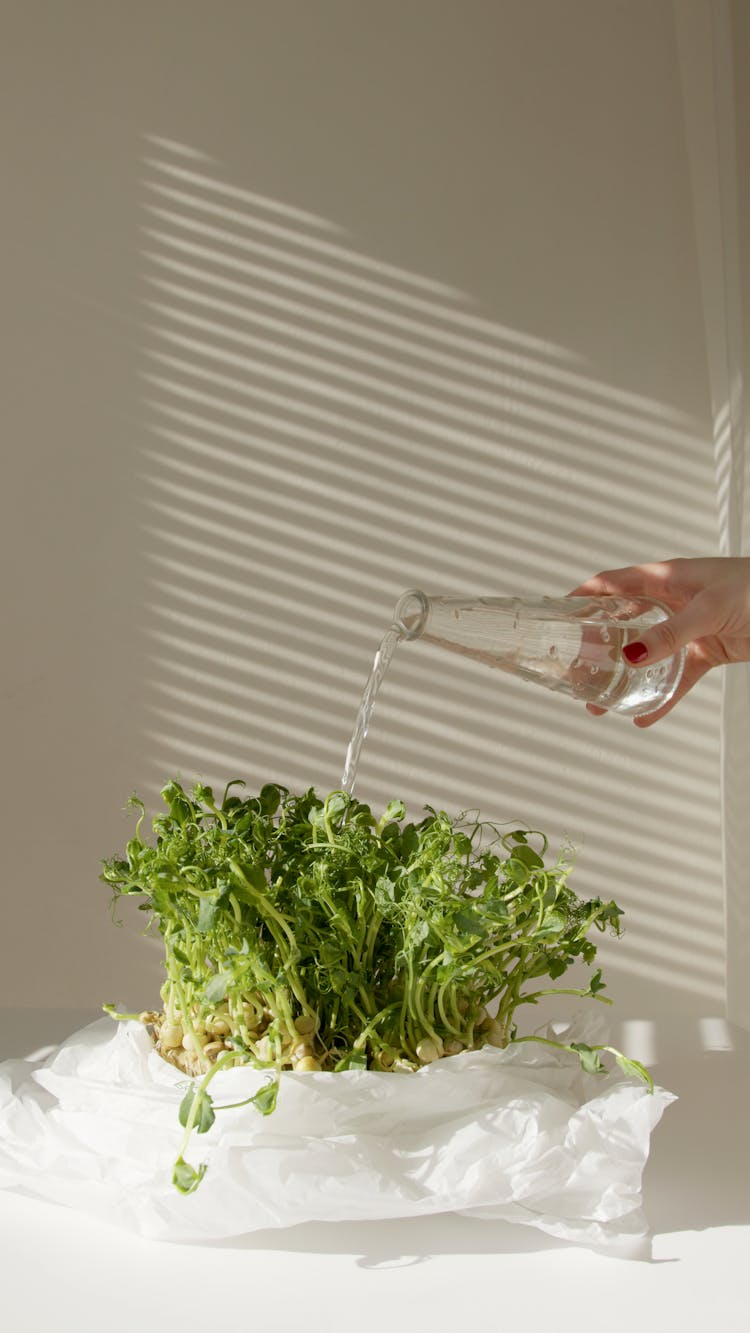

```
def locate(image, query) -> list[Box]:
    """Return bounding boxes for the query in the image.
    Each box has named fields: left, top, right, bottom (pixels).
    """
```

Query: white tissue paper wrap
left=0, top=1016, right=674, bottom=1254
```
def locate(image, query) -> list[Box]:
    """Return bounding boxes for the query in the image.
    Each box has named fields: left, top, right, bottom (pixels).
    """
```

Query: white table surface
left=1, top=1007, right=748, bottom=1332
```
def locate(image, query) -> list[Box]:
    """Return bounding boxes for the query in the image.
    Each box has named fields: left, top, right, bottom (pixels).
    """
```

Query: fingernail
left=623, top=641, right=648, bottom=664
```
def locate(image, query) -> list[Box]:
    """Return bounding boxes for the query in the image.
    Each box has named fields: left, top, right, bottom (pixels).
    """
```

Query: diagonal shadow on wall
left=134, top=135, right=723, bottom=1012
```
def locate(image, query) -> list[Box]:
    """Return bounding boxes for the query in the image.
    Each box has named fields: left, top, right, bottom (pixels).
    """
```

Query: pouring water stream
left=340, top=625, right=402, bottom=796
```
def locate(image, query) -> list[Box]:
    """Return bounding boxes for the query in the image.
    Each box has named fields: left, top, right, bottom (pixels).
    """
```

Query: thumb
left=621, top=597, right=716, bottom=665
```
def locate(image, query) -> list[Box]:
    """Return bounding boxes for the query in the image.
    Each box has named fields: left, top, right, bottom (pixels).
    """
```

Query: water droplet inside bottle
left=590, top=665, right=599, bottom=675
left=601, top=629, right=610, bottom=643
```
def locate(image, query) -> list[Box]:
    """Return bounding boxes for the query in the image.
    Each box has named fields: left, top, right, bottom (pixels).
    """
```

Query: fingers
left=570, top=563, right=724, bottom=663
left=568, top=561, right=682, bottom=602
left=621, top=592, right=723, bottom=665
left=568, top=575, right=625, bottom=598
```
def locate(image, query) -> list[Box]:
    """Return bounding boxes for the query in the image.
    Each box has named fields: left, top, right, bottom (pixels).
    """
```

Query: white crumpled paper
left=0, top=1016, right=674, bottom=1254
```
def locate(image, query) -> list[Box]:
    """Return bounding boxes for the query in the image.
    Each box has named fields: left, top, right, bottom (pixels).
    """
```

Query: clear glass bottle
left=392, top=590, right=685, bottom=717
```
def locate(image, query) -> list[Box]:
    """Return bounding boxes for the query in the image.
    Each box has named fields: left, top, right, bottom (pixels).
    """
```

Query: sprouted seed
left=101, top=779, right=653, bottom=1193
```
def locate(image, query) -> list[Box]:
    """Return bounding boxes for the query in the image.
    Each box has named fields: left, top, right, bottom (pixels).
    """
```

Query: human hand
left=569, top=557, right=750, bottom=725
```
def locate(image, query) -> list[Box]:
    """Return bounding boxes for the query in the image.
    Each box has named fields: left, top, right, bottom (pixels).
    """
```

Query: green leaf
left=251, top=1078, right=279, bottom=1116
left=511, top=844, right=544, bottom=870
left=400, top=824, right=419, bottom=859
left=259, top=784, right=281, bottom=816
left=589, top=967, right=606, bottom=995
left=593, top=899, right=623, bottom=931
left=505, top=858, right=530, bottom=886
left=320, top=939, right=345, bottom=968
left=231, top=861, right=267, bottom=895
left=570, top=1042, right=606, bottom=1076
left=547, top=956, right=568, bottom=979
left=328, top=965, right=355, bottom=997
left=192, top=783, right=214, bottom=806
left=452, top=832, right=473, bottom=859
left=454, top=909, right=486, bottom=937
left=537, top=909, right=566, bottom=938
left=173, top=1157, right=207, bottom=1194
left=480, top=897, right=511, bottom=923
left=196, top=897, right=219, bottom=934
left=324, top=791, right=348, bottom=821
left=613, top=1052, right=654, bottom=1093
left=334, top=1050, right=368, bottom=1070
left=178, top=1086, right=216, bottom=1134
left=410, top=919, right=429, bottom=945
left=204, top=972, right=230, bottom=1005
left=380, top=799, right=406, bottom=826
left=160, top=781, right=194, bottom=826
left=374, top=874, right=395, bottom=904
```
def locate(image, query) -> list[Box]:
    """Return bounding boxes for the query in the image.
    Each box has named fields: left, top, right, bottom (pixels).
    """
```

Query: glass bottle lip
left=393, top=589, right=430, bottom=639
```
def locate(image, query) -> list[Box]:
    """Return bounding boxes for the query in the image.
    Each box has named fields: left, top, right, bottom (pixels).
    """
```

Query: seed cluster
left=146, top=1006, right=324, bottom=1076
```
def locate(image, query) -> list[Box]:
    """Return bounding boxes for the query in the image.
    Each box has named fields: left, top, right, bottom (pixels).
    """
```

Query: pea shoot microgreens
left=101, top=780, right=652, bottom=1193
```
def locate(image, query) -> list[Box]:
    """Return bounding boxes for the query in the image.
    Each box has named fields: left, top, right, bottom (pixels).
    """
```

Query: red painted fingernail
left=623, top=641, right=648, bottom=664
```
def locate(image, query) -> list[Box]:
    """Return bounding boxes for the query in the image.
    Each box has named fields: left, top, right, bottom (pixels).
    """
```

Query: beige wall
left=0, top=2, right=725, bottom=1016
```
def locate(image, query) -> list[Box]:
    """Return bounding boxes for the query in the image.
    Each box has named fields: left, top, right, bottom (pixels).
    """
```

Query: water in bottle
left=393, top=591, right=685, bottom=715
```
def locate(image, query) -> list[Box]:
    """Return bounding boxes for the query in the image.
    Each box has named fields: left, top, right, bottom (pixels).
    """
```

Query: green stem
left=399, top=956, right=419, bottom=1059
left=173, top=979, right=211, bottom=1073
left=510, top=1034, right=654, bottom=1092
left=352, top=1001, right=402, bottom=1051
left=511, top=1033, right=575, bottom=1053
left=515, top=986, right=613, bottom=1007
left=228, top=861, right=309, bottom=1011
left=411, top=952, right=442, bottom=1044
left=436, top=981, right=465, bottom=1039
left=175, top=1048, right=235, bottom=1163
left=102, top=1005, right=143, bottom=1022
